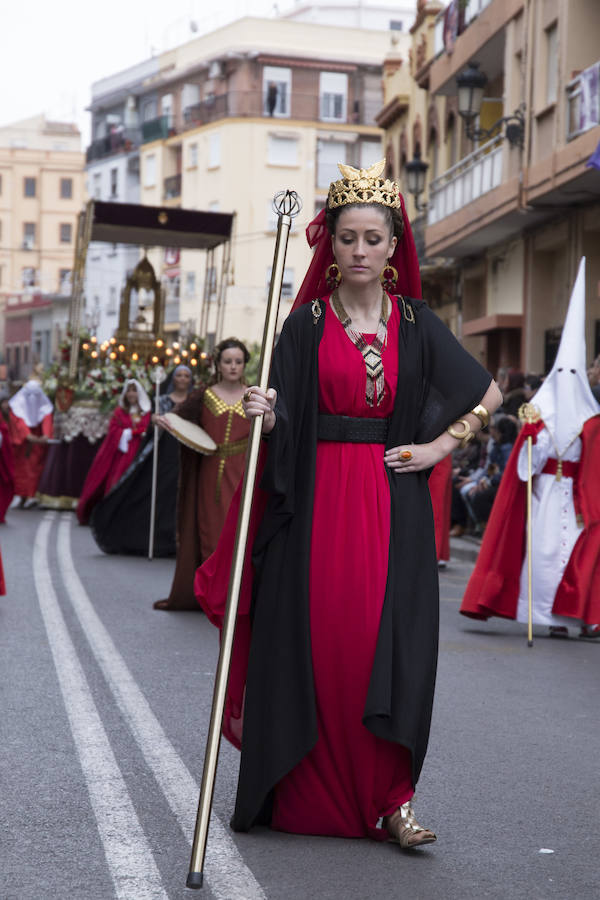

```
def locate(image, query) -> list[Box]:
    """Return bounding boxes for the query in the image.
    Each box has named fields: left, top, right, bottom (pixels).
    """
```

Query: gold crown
left=327, top=159, right=402, bottom=210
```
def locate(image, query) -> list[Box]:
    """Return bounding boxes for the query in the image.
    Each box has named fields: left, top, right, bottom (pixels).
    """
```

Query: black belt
left=317, top=414, right=390, bottom=444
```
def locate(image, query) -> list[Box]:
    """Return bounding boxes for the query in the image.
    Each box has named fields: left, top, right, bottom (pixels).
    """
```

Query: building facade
left=379, top=0, right=600, bottom=376
left=0, top=115, right=84, bottom=364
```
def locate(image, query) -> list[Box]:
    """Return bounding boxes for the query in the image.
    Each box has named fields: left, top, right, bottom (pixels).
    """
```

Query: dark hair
left=214, top=338, right=250, bottom=366
left=506, top=369, right=525, bottom=391
left=325, top=202, right=404, bottom=242
left=495, top=415, right=518, bottom=444
left=524, top=373, right=542, bottom=392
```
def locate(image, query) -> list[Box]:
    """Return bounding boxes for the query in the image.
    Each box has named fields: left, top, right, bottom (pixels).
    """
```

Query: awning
left=88, top=200, right=234, bottom=250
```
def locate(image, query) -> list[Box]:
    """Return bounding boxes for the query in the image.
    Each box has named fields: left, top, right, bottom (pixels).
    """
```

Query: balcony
left=142, top=116, right=172, bottom=144
left=181, top=91, right=381, bottom=129
left=434, top=0, right=494, bottom=56
left=566, top=62, right=600, bottom=142
left=86, top=128, right=140, bottom=163
left=428, top=134, right=503, bottom=226
left=163, top=173, right=182, bottom=200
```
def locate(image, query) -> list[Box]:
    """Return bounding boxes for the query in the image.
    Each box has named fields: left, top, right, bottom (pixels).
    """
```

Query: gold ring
left=243, top=389, right=252, bottom=403
left=400, top=449, right=412, bottom=461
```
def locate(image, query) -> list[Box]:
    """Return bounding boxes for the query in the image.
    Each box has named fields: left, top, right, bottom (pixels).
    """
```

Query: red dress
left=271, top=300, right=413, bottom=839
left=0, top=417, right=15, bottom=522
left=8, top=410, right=53, bottom=498
left=77, top=406, right=150, bottom=524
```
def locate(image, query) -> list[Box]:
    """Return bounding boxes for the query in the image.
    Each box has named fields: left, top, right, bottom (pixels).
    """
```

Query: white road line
left=58, top=515, right=266, bottom=900
left=33, top=514, right=168, bottom=900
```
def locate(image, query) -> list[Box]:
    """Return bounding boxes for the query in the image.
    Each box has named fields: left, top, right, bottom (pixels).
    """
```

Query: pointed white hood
left=8, top=379, right=53, bottom=427
left=532, top=257, right=599, bottom=451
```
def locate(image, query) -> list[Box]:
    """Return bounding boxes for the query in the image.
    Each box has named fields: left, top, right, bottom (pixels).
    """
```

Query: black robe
left=231, top=297, right=492, bottom=831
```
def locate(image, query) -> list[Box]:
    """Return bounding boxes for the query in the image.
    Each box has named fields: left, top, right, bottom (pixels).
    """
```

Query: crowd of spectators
left=449, top=364, right=598, bottom=537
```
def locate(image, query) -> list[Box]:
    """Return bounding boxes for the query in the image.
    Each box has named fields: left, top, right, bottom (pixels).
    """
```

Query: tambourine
left=163, top=412, right=217, bottom=455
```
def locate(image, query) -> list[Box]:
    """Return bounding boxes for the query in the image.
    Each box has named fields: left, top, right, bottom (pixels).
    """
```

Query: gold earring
left=325, top=262, right=342, bottom=290
left=380, top=261, right=398, bottom=292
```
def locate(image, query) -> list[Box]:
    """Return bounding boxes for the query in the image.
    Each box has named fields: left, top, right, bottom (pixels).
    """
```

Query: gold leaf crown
left=327, top=159, right=402, bottom=210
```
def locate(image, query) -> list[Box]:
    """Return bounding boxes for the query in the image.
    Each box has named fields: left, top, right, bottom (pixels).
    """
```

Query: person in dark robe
left=153, top=340, right=250, bottom=611
left=77, top=379, right=151, bottom=524
left=0, top=395, right=15, bottom=522
left=89, top=366, right=192, bottom=556
left=195, top=159, right=502, bottom=848
left=8, top=379, right=53, bottom=508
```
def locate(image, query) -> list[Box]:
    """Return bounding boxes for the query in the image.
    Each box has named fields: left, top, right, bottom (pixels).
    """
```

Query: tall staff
left=518, top=402, right=541, bottom=647
left=148, top=366, right=167, bottom=560
left=187, top=190, right=302, bottom=890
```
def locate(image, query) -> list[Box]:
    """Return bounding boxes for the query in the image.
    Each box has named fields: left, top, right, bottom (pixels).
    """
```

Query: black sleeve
left=415, top=303, right=493, bottom=443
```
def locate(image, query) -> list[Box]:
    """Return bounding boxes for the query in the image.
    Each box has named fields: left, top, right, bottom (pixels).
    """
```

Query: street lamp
left=405, top=149, right=429, bottom=212
left=456, top=60, right=525, bottom=148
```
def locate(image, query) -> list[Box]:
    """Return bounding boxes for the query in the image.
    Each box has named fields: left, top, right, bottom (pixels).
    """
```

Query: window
left=22, top=267, right=36, bottom=287
left=60, top=177, right=73, bottom=199
left=59, top=269, right=71, bottom=292
left=93, top=172, right=101, bottom=199
left=317, top=139, right=346, bottom=187
left=185, top=272, right=196, bottom=297
left=110, top=167, right=118, bottom=198
left=545, top=23, right=558, bottom=105
left=263, top=66, right=291, bottom=118
left=267, top=134, right=299, bottom=166
left=107, top=286, right=118, bottom=315
left=266, top=266, right=294, bottom=300
left=161, top=93, right=174, bottom=127
left=182, top=83, right=200, bottom=111
left=24, top=177, right=36, bottom=198
left=143, top=99, right=158, bottom=122
left=144, top=154, right=156, bottom=187
left=189, top=142, right=198, bottom=167
left=390, top=20, right=403, bottom=31
left=319, top=72, right=348, bottom=122
left=208, top=200, right=220, bottom=212
left=205, top=266, right=217, bottom=298
left=23, top=222, right=36, bottom=249
left=60, top=223, right=72, bottom=243
left=208, top=132, right=221, bottom=168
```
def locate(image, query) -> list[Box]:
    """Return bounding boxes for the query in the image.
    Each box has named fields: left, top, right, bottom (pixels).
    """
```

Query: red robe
left=0, top=545, right=5, bottom=595
left=8, top=410, right=53, bottom=498
left=460, top=416, right=600, bottom=625
left=77, top=406, right=150, bottom=524
left=0, top=417, right=15, bottom=522
left=429, top=456, right=452, bottom=562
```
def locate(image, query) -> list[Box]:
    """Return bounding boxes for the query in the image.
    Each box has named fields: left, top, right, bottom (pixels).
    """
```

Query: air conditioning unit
left=208, top=60, right=224, bottom=80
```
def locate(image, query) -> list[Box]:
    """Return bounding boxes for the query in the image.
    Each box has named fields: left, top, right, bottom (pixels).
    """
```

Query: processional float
left=186, top=189, right=302, bottom=890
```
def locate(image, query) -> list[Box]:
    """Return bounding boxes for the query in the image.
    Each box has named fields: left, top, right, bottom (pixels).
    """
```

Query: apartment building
left=379, top=0, right=600, bottom=376
left=88, top=14, right=406, bottom=345
left=0, top=115, right=84, bottom=373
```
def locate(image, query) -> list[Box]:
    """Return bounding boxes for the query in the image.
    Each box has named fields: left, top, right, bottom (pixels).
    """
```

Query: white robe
left=516, top=428, right=584, bottom=627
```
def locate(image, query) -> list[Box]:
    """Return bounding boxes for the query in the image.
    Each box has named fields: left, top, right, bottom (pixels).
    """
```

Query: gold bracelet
left=471, top=404, right=490, bottom=429
left=447, top=419, right=474, bottom=448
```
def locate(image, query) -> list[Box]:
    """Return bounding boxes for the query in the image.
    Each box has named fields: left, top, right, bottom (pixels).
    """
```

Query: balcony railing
left=427, top=134, right=503, bottom=226
left=182, top=91, right=381, bottom=129
left=86, top=128, right=141, bottom=163
left=164, top=173, right=182, bottom=200
left=434, top=0, right=493, bottom=58
left=566, top=62, right=600, bottom=141
left=142, top=115, right=172, bottom=144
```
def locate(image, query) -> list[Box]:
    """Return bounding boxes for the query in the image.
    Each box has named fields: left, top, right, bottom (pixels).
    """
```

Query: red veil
left=292, top=192, right=422, bottom=310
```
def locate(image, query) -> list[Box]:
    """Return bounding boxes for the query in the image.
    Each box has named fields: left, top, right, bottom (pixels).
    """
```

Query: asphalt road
left=1, top=509, right=598, bottom=900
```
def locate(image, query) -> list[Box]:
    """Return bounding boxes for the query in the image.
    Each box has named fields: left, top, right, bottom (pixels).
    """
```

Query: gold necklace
left=330, top=289, right=389, bottom=407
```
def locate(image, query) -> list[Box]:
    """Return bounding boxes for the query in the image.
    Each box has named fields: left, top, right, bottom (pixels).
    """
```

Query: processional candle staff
left=148, top=365, right=167, bottom=560
left=186, top=189, right=302, bottom=890
left=518, top=401, right=541, bottom=648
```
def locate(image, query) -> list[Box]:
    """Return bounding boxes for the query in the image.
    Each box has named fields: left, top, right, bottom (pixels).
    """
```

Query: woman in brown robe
left=153, top=338, right=250, bottom=610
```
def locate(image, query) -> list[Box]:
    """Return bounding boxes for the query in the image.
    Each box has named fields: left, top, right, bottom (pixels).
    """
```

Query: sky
left=1, top=0, right=293, bottom=145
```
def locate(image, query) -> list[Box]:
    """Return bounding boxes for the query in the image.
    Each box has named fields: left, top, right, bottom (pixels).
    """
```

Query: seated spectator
left=450, top=431, right=489, bottom=536
left=463, top=416, right=518, bottom=533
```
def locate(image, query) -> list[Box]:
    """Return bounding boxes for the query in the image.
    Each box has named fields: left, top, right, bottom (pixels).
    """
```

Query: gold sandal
left=383, top=801, right=437, bottom=849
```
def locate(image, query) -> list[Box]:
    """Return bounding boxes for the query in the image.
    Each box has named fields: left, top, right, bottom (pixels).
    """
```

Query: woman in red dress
left=8, top=380, right=53, bottom=508
left=77, top=379, right=151, bottom=524
left=0, top=395, right=15, bottom=522
left=198, top=161, right=502, bottom=849
left=154, top=340, right=251, bottom=610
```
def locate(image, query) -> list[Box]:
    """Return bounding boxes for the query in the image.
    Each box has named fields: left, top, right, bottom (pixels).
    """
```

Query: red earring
left=325, top=262, right=342, bottom=290
left=380, top=261, right=398, bottom=293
